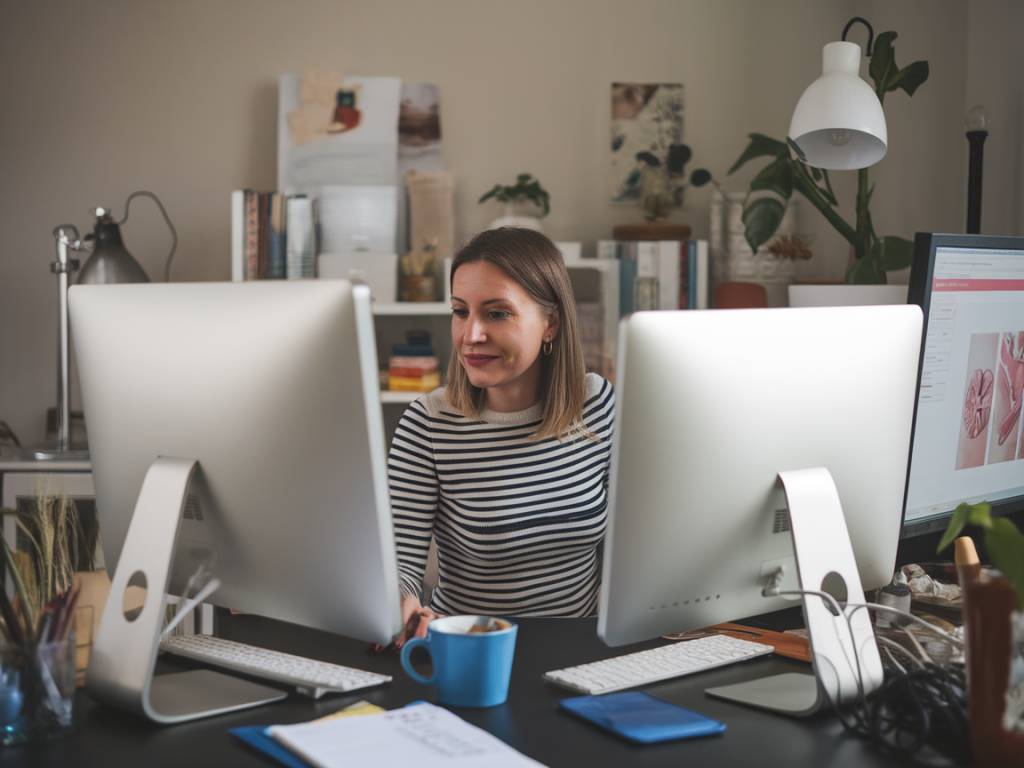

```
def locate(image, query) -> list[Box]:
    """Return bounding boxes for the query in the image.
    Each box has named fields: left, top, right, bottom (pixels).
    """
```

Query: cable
left=119, top=190, right=178, bottom=282
left=765, top=582, right=969, bottom=765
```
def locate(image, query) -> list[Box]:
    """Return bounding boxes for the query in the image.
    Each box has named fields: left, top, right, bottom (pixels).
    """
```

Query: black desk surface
left=10, top=615, right=907, bottom=767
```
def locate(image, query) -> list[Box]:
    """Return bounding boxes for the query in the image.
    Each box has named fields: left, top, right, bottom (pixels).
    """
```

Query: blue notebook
left=560, top=691, right=726, bottom=744
left=231, top=724, right=311, bottom=768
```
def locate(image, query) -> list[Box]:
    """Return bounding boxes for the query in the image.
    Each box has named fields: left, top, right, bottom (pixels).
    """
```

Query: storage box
left=318, top=252, right=398, bottom=303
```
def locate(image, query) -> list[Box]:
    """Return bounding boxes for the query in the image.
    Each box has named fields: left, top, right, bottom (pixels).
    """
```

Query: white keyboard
left=544, top=634, right=772, bottom=695
left=160, top=634, right=391, bottom=699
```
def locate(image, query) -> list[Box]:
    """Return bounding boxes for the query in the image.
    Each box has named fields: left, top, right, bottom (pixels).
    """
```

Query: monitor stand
left=706, top=467, right=884, bottom=716
left=86, top=457, right=286, bottom=723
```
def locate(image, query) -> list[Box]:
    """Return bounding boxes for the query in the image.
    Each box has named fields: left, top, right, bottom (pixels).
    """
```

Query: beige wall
left=1, top=0, right=1011, bottom=446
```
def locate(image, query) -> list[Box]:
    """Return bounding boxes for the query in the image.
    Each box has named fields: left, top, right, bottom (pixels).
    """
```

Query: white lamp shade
left=789, top=41, right=887, bottom=170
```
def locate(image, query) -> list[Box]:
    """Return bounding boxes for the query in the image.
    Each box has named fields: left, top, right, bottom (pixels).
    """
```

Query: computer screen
left=70, top=280, right=402, bottom=645
left=903, top=233, right=1024, bottom=537
left=599, top=305, right=922, bottom=648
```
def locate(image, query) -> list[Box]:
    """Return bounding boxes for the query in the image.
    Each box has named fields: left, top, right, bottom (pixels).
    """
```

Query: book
left=657, top=241, right=681, bottom=310
left=230, top=191, right=245, bottom=282
left=694, top=239, right=710, bottom=309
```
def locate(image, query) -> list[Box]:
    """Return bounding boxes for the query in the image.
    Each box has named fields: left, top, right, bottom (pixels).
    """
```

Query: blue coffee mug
left=400, top=615, right=517, bottom=707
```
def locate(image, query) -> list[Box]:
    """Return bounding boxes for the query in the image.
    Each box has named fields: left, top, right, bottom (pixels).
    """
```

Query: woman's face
left=451, top=260, right=558, bottom=401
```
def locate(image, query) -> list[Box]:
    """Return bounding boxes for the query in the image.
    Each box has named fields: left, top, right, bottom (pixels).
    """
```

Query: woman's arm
left=387, top=401, right=440, bottom=609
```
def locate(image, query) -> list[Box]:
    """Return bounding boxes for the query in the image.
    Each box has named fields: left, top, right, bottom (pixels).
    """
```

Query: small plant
left=938, top=501, right=1024, bottom=610
left=478, top=173, right=550, bottom=218
left=0, top=492, right=95, bottom=643
left=635, top=144, right=711, bottom=221
left=728, top=29, right=929, bottom=284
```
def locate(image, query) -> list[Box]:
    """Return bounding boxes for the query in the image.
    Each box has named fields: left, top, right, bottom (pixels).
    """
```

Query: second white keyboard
left=544, top=633, right=772, bottom=695
left=160, top=634, right=391, bottom=699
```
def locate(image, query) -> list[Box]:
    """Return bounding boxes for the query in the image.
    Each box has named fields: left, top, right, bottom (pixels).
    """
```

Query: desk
left=10, top=615, right=906, bottom=767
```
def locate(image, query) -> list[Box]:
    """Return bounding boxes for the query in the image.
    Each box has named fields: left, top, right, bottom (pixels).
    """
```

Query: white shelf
left=380, top=391, right=421, bottom=404
left=373, top=302, right=450, bottom=316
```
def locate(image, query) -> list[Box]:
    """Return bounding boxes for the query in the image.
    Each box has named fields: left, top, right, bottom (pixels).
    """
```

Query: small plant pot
left=401, top=275, right=437, bottom=303
left=488, top=203, right=543, bottom=232
left=962, top=576, right=1024, bottom=765
left=0, top=634, right=76, bottom=746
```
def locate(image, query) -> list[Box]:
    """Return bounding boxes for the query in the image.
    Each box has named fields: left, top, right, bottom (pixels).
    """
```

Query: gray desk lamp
left=32, top=191, right=177, bottom=460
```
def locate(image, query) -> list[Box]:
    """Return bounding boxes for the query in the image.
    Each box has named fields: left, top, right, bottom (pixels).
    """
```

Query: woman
left=388, top=228, right=615, bottom=645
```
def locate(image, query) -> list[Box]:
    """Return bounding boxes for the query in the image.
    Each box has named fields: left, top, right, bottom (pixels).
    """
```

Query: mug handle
left=400, top=637, right=437, bottom=685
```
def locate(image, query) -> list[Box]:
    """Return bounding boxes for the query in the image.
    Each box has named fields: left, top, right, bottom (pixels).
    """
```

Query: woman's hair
left=446, top=227, right=590, bottom=441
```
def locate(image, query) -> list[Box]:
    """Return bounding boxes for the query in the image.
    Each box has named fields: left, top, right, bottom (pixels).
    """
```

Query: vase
left=710, top=189, right=799, bottom=308
left=488, top=203, right=542, bottom=232
left=787, top=283, right=908, bottom=308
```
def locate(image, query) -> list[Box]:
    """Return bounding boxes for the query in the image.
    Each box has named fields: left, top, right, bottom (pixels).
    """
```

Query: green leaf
left=890, top=60, right=929, bottom=97
left=877, top=236, right=914, bottom=272
left=937, top=502, right=973, bottom=554
left=690, top=169, right=712, bottom=187
left=967, top=501, right=993, bottom=528
left=728, top=134, right=788, bottom=175
left=809, top=166, right=822, bottom=182
left=985, top=519, right=1024, bottom=610
left=749, top=157, right=793, bottom=200
left=868, top=31, right=898, bottom=92
left=742, top=197, right=786, bottom=253
left=478, top=185, right=502, bottom=204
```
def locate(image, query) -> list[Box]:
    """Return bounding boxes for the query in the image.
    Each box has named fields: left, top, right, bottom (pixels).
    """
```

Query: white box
left=318, top=252, right=398, bottom=303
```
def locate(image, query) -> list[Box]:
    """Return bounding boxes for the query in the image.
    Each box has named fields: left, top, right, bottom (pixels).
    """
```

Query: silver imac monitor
left=70, top=281, right=402, bottom=645
left=599, top=305, right=922, bottom=712
left=903, top=233, right=1024, bottom=537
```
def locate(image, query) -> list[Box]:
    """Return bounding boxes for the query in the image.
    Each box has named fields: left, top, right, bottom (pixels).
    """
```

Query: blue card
left=559, top=691, right=726, bottom=744
left=230, top=725, right=311, bottom=768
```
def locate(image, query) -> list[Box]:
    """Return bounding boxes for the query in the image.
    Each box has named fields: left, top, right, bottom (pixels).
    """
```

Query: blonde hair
left=446, top=228, right=591, bottom=441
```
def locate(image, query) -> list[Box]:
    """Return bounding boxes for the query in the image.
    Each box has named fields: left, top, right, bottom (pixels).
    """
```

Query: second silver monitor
left=599, top=305, right=922, bottom=647
left=71, top=280, right=401, bottom=645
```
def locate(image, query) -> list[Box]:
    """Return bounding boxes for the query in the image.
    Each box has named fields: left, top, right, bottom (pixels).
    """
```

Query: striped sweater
left=388, top=373, right=615, bottom=617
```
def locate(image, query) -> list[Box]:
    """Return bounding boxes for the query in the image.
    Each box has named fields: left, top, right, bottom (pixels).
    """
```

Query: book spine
left=657, top=241, right=680, bottom=311
left=244, top=190, right=259, bottom=280
left=230, top=190, right=244, bottom=282
left=596, top=240, right=619, bottom=261
left=618, top=242, right=637, bottom=315
left=268, top=193, right=286, bottom=279
left=257, top=192, right=270, bottom=279
left=678, top=241, right=689, bottom=309
left=687, top=241, right=697, bottom=310
left=696, top=239, right=710, bottom=310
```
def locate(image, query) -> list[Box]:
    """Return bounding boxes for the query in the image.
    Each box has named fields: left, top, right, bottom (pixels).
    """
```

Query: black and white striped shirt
left=388, top=373, right=615, bottom=617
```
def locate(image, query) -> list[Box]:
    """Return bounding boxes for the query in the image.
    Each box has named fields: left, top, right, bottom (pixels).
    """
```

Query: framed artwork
left=610, top=82, right=684, bottom=202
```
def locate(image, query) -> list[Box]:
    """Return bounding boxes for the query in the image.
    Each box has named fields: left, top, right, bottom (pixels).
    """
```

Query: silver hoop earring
left=542, top=340, right=553, bottom=356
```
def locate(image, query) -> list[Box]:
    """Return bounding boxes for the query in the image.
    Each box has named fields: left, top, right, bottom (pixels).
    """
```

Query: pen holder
left=0, top=632, right=76, bottom=746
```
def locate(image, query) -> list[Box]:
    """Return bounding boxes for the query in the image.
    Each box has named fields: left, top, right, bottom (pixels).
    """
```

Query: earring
left=542, top=340, right=553, bottom=356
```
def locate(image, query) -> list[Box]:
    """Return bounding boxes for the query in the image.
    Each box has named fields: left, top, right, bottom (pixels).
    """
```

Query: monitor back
left=70, top=281, right=401, bottom=644
left=599, top=305, right=922, bottom=646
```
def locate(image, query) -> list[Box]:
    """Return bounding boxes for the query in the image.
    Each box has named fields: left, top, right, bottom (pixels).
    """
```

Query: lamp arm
left=119, top=190, right=178, bottom=282
left=841, top=16, right=875, bottom=56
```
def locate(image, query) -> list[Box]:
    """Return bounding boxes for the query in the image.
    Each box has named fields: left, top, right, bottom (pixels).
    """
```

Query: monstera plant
left=729, top=30, right=929, bottom=284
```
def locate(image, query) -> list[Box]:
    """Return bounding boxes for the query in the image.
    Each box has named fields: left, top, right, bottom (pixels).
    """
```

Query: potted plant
left=937, top=502, right=1024, bottom=764
left=634, top=144, right=712, bottom=221
left=479, top=173, right=550, bottom=231
left=728, top=30, right=929, bottom=287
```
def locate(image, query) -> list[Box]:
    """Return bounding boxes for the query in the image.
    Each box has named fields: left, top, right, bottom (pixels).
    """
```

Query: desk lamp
left=32, top=191, right=176, bottom=460
left=788, top=16, right=887, bottom=170
left=965, top=105, right=988, bottom=234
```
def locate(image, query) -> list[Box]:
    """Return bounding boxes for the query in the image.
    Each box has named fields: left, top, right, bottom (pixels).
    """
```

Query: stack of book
left=597, top=239, right=710, bottom=314
left=231, top=190, right=316, bottom=281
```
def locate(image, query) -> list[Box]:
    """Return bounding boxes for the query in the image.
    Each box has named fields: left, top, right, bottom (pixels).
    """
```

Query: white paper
left=268, top=703, right=545, bottom=768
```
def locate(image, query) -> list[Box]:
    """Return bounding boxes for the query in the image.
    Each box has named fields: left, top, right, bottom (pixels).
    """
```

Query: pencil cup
left=0, top=632, right=76, bottom=746
left=400, top=615, right=517, bottom=707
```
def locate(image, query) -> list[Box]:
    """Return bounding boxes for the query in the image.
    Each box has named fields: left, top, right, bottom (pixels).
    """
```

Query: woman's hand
left=395, top=594, right=437, bottom=649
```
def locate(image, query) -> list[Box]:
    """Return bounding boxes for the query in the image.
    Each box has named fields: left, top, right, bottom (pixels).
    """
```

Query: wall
left=0, top=0, right=1000, bottom=445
